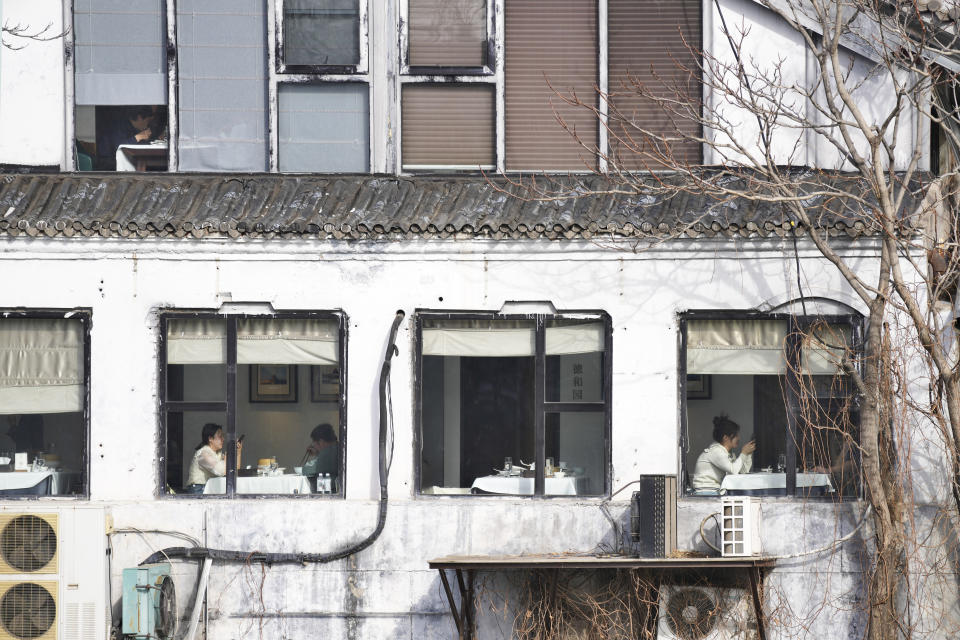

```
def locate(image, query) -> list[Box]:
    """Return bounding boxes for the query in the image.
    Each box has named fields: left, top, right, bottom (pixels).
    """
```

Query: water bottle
left=322, top=473, right=331, bottom=494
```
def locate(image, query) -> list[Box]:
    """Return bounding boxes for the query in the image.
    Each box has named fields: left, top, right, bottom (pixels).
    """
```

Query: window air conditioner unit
left=0, top=506, right=107, bottom=640
left=629, top=475, right=677, bottom=557
left=719, top=497, right=761, bottom=557
left=657, top=585, right=757, bottom=640
left=121, top=563, right=176, bottom=640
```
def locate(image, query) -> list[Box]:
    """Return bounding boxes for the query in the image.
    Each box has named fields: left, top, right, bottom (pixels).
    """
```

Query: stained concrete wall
left=2, top=235, right=954, bottom=639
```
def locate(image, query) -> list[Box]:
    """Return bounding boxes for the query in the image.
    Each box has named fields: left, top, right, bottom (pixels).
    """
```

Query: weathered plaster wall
left=0, top=0, right=64, bottom=168
left=2, top=235, right=943, bottom=639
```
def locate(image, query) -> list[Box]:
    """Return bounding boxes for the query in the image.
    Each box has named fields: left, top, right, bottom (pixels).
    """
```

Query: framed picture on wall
left=686, top=374, right=712, bottom=400
left=311, top=364, right=340, bottom=403
left=250, top=364, right=298, bottom=402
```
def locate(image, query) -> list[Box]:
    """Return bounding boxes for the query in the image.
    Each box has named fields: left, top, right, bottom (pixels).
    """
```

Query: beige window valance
left=0, top=319, right=84, bottom=414
left=166, top=318, right=339, bottom=365
left=422, top=321, right=604, bottom=357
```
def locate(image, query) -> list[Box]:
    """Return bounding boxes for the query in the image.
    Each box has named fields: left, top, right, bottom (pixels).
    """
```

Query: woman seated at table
left=691, top=415, right=756, bottom=494
left=185, top=423, right=242, bottom=494
left=302, top=423, right=339, bottom=480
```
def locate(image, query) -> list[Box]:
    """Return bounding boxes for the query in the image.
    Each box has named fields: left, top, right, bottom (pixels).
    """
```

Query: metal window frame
left=274, top=0, right=369, bottom=75
left=678, top=308, right=864, bottom=501
left=413, top=308, right=613, bottom=499
left=0, top=309, right=92, bottom=500
left=157, top=309, right=349, bottom=499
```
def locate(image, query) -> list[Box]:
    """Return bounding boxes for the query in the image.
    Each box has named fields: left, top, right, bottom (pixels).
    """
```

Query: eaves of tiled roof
left=0, top=172, right=924, bottom=241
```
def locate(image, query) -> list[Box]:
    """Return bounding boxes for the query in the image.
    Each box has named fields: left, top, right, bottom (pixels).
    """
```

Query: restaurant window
left=681, top=312, right=862, bottom=499
left=0, top=314, right=89, bottom=497
left=280, top=0, right=365, bottom=72
left=416, top=311, right=611, bottom=497
left=73, top=0, right=168, bottom=171
left=159, top=312, right=346, bottom=497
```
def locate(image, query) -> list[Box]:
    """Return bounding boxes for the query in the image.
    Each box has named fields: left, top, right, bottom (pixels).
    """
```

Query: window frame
left=275, top=0, right=369, bottom=75
left=678, top=309, right=864, bottom=501
left=0, top=309, right=92, bottom=501
left=413, top=308, right=612, bottom=498
left=157, top=309, right=348, bottom=499
left=399, top=0, right=496, bottom=76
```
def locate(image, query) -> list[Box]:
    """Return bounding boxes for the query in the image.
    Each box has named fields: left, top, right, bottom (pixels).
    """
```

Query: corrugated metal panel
left=402, top=85, right=495, bottom=168
left=608, top=0, right=702, bottom=168
left=0, top=172, right=908, bottom=240
left=409, top=0, right=487, bottom=67
left=505, top=0, right=598, bottom=171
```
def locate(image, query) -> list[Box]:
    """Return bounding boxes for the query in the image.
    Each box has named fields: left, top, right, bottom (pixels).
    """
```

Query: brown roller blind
left=505, top=0, right=598, bottom=171
left=608, top=0, right=702, bottom=168
left=402, top=84, right=495, bottom=168
left=409, top=0, right=487, bottom=67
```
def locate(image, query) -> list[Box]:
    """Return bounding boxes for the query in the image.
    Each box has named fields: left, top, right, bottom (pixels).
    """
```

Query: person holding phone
left=301, top=423, right=339, bottom=481
left=184, top=423, right=243, bottom=494
left=691, top=414, right=755, bottom=494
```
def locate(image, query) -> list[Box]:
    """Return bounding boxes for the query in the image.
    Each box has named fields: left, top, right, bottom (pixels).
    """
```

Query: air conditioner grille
left=0, top=518, right=56, bottom=573
left=664, top=587, right=720, bottom=640
left=0, top=583, right=55, bottom=639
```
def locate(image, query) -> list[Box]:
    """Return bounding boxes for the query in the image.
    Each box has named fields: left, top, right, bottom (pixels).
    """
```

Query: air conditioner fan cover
left=0, top=517, right=56, bottom=574
left=0, top=583, right=55, bottom=640
left=663, top=587, right=721, bottom=640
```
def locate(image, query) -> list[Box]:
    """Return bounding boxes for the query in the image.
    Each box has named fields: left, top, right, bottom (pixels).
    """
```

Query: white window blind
left=74, top=0, right=167, bottom=105
left=0, top=319, right=84, bottom=414
left=422, top=321, right=603, bottom=357
left=166, top=318, right=339, bottom=365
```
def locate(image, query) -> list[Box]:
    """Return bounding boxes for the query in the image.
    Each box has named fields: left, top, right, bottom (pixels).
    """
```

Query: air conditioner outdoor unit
left=0, top=506, right=107, bottom=640
left=719, top=497, right=762, bottom=557
left=629, top=475, right=677, bottom=557
left=657, top=585, right=757, bottom=640
left=121, top=563, right=176, bottom=640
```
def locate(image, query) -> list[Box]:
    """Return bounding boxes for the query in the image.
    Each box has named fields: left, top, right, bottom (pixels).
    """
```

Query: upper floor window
left=416, top=310, right=611, bottom=497
left=681, top=312, right=862, bottom=500
left=280, top=0, right=365, bottom=71
left=159, top=312, right=346, bottom=497
left=73, top=0, right=168, bottom=172
left=0, top=313, right=89, bottom=497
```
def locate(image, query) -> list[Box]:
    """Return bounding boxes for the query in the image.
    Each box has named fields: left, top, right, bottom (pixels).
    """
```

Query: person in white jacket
left=691, top=415, right=756, bottom=493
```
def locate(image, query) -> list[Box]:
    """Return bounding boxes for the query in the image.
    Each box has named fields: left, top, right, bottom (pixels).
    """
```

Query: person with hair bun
left=691, top=414, right=756, bottom=493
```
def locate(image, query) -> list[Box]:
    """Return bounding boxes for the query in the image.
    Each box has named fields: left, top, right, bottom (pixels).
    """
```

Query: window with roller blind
left=415, top=310, right=611, bottom=497
left=0, top=312, right=90, bottom=498
left=73, top=0, right=168, bottom=172
left=159, top=312, right=347, bottom=498
left=680, top=311, right=862, bottom=500
left=607, top=0, right=702, bottom=168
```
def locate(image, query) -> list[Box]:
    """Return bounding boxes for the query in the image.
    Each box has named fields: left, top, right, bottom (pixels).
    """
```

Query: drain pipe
left=142, top=310, right=406, bottom=566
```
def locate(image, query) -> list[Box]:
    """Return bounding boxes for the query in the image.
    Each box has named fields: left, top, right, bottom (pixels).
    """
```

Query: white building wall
left=0, top=0, right=64, bottom=167
left=3, top=235, right=947, bottom=640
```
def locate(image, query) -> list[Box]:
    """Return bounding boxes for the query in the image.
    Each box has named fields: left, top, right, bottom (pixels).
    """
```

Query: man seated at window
left=302, top=423, right=339, bottom=480
left=95, top=106, right=156, bottom=170
left=691, top=415, right=756, bottom=494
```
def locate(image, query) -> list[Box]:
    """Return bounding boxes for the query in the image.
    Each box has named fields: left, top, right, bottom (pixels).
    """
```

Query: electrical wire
left=141, top=310, right=406, bottom=567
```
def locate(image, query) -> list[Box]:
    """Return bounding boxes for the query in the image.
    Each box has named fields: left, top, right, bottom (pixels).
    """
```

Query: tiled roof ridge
left=0, top=171, right=926, bottom=241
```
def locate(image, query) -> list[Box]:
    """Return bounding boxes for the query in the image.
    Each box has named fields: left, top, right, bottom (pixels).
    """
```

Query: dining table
left=203, top=474, right=312, bottom=495
left=0, top=470, right=76, bottom=495
left=470, top=475, right=589, bottom=496
left=721, top=471, right=834, bottom=496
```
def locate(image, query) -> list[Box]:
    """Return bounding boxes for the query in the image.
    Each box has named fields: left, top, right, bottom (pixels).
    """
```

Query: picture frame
left=686, top=374, right=712, bottom=400
left=250, top=364, right=298, bottom=402
left=311, top=364, right=340, bottom=403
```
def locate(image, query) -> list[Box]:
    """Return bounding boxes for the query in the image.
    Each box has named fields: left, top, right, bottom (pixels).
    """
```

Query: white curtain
left=166, top=318, right=339, bottom=365
left=687, top=319, right=850, bottom=375
left=422, top=321, right=604, bottom=357
left=0, top=319, right=84, bottom=414
left=687, top=319, right=788, bottom=375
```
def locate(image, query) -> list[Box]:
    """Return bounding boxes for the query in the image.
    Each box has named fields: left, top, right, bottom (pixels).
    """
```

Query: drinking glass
left=504, top=457, right=513, bottom=473
left=546, top=457, right=554, bottom=475
left=776, top=454, right=786, bottom=473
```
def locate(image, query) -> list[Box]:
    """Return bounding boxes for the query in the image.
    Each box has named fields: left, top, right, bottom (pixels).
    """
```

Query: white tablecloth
left=203, top=475, right=311, bottom=495
left=116, top=142, right=168, bottom=171
left=471, top=475, right=588, bottom=496
left=721, top=472, right=833, bottom=493
left=0, top=471, right=75, bottom=495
